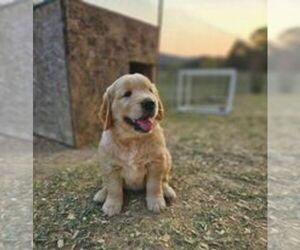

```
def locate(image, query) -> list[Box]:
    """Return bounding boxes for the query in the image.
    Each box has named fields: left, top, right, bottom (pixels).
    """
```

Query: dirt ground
left=33, top=95, right=267, bottom=250
left=0, top=135, right=32, bottom=250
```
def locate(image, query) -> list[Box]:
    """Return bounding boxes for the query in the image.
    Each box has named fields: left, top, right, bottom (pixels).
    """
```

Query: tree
left=225, top=27, right=267, bottom=72
left=224, top=40, right=250, bottom=70
left=249, top=27, right=267, bottom=93
left=250, top=27, right=267, bottom=51
left=249, top=27, right=267, bottom=72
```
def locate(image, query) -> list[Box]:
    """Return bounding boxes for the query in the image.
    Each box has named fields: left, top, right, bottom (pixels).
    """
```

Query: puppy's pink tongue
left=136, top=118, right=153, bottom=132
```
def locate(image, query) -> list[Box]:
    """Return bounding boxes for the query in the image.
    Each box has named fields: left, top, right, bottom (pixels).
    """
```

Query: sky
left=161, top=0, right=266, bottom=56
left=268, top=0, right=300, bottom=45
left=84, top=0, right=267, bottom=56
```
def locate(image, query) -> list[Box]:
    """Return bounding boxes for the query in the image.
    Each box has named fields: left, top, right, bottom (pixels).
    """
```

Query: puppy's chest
left=118, top=148, right=148, bottom=190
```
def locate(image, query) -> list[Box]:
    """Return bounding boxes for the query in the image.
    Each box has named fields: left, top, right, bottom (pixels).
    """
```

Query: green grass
left=34, top=73, right=267, bottom=249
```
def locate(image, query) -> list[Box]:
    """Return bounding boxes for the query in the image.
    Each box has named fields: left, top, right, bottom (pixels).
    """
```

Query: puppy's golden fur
left=94, top=74, right=176, bottom=216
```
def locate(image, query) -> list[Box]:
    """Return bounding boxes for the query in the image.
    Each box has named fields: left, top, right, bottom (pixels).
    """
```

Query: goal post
left=177, top=68, right=237, bottom=114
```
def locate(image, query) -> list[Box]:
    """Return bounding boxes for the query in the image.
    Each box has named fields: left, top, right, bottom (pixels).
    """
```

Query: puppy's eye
left=149, top=88, right=153, bottom=93
left=123, top=90, right=132, bottom=98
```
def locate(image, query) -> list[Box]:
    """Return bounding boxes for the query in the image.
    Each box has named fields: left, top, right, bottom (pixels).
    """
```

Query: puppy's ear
left=153, top=84, right=165, bottom=121
left=157, top=96, right=165, bottom=121
left=99, top=92, right=113, bottom=130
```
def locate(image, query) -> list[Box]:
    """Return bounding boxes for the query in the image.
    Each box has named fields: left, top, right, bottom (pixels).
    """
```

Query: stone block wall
left=34, top=0, right=74, bottom=145
left=0, top=0, right=33, bottom=140
left=34, top=0, right=159, bottom=147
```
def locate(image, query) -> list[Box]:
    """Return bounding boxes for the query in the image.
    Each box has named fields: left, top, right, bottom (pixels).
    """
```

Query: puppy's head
left=99, top=74, right=164, bottom=134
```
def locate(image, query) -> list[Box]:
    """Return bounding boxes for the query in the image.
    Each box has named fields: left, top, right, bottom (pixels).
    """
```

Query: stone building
left=1, top=0, right=32, bottom=141
left=34, top=0, right=160, bottom=147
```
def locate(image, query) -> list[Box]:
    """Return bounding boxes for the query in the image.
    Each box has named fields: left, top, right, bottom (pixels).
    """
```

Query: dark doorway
left=129, top=62, right=154, bottom=81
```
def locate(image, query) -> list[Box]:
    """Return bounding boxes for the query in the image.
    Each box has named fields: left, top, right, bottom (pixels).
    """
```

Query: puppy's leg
left=162, top=151, right=176, bottom=200
left=102, top=169, right=123, bottom=217
left=146, top=161, right=166, bottom=213
left=163, top=183, right=176, bottom=200
left=93, top=187, right=107, bottom=203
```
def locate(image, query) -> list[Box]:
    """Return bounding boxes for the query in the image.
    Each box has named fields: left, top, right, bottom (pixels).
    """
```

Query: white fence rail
left=177, top=69, right=237, bottom=114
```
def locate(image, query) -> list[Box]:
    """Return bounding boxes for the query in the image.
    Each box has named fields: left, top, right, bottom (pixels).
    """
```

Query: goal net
left=177, top=69, right=237, bottom=114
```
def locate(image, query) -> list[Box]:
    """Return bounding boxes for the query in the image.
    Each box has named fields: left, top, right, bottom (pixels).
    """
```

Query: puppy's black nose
left=141, top=99, right=155, bottom=112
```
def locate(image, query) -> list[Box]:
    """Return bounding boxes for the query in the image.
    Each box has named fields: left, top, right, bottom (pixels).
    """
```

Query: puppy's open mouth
left=124, top=116, right=154, bottom=133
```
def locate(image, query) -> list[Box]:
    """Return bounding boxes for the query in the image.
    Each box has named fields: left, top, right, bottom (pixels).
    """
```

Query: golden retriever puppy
left=93, top=73, right=176, bottom=216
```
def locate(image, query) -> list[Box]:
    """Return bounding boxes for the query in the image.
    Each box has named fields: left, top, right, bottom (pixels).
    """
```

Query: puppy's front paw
left=93, top=188, right=107, bottom=203
left=102, top=198, right=122, bottom=217
left=147, top=196, right=166, bottom=213
left=163, top=184, right=177, bottom=200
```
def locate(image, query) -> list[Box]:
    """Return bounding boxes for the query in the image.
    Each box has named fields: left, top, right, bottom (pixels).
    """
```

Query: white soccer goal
left=177, top=68, right=237, bottom=114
